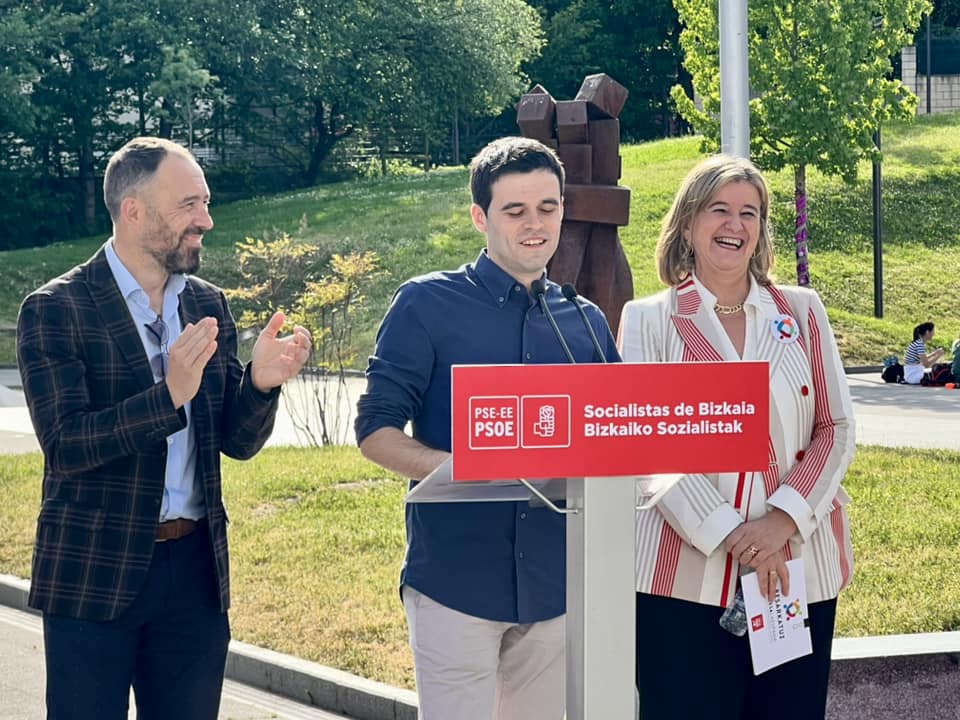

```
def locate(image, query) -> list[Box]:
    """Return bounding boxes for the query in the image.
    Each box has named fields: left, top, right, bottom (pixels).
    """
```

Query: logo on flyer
left=784, top=599, right=803, bottom=620
left=750, top=614, right=765, bottom=632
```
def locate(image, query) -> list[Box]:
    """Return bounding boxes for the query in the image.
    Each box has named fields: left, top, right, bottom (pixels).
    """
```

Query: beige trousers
left=402, top=586, right=565, bottom=720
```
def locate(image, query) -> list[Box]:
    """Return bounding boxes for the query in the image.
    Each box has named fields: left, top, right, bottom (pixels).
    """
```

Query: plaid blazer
left=16, top=244, right=280, bottom=621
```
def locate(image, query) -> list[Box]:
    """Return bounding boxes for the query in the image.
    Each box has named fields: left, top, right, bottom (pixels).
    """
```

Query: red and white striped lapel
left=670, top=278, right=724, bottom=363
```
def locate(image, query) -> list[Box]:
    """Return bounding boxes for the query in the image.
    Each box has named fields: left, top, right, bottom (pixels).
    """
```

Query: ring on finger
left=746, top=545, right=760, bottom=558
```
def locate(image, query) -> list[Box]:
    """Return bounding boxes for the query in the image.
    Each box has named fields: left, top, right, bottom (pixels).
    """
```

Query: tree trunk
left=794, top=164, right=810, bottom=287
left=304, top=99, right=339, bottom=186
left=79, top=134, right=96, bottom=234
left=158, top=98, right=175, bottom=139
left=137, top=86, right=147, bottom=135
left=452, top=108, right=460, bottom=165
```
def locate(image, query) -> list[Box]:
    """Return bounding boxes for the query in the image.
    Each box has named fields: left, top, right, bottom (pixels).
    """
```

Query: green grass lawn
left=0, top=445, right=957, bottom=688
left=4, top=112, right=960, bottom=366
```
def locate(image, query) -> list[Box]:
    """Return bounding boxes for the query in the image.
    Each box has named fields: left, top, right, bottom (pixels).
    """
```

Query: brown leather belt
left=156, top=518, right=200, bottom=542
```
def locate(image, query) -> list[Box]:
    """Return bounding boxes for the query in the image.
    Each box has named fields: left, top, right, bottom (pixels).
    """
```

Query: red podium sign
left=451, top=362, right=768, bottom=481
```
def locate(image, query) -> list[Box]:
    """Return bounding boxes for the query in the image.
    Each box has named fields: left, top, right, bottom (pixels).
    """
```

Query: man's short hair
left=103, top=137, right=195, bottom=222
left=469, top=137, right=565, bottom=213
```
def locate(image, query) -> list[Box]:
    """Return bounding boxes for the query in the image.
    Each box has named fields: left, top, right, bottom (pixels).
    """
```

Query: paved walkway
left=845, top=373, right=960, bottom=451
left=0, top=370, right=368, bottom=455
left=3, top=368, right=959, bottom=454
left=0, top=605, right=349, bottom=720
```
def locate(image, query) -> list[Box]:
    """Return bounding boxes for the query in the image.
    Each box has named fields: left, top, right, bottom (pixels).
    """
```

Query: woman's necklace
left=714, top=301, right=744, bottom=315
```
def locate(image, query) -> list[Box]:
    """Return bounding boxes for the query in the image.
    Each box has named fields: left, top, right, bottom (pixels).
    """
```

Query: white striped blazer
left=618, top=275, right=855, bottom=607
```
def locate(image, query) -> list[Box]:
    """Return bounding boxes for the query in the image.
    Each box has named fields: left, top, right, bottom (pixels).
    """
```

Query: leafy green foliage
left=0, top=0, right=543, bottom=245
left=5, top=119, right=960, bottom=368
left=674, top=0, right=930, bottom=178
left=672, top=0, right=931, bottom=283
left=526, top=0, right=686, bottom=140
left=933, top=0, right=960, bottom=28
left=148, top=46, right=220, bottom=146
left=226, top=230, right=385, bottom=445
left=227, top=228, right=331, bottom=330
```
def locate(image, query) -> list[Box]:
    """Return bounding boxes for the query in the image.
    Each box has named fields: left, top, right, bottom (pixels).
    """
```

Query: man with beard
left=16, top=136, right=312, bottom=720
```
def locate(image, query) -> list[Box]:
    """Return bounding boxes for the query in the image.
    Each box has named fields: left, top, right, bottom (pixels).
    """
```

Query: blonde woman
left=619, top=155, right=855, bottom=720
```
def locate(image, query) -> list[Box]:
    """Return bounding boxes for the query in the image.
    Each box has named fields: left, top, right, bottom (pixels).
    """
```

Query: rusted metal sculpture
left=517, top=74, right=633, bottom=335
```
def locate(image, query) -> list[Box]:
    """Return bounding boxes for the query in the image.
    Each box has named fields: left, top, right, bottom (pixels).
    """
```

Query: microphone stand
left=531, top=278, right=575, bottom=363
left=561, top=283, right=607, bottom=363
left=524, top=277, right=577, bottom=515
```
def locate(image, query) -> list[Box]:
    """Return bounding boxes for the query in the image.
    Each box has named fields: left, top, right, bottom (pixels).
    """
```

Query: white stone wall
left=902, top=45, right=960, bottom=114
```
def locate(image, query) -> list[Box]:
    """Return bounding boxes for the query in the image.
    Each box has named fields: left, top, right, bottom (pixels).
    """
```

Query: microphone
left=561, top=283, right=608, bottom=363
left=531, top=278, right=576, bottom=363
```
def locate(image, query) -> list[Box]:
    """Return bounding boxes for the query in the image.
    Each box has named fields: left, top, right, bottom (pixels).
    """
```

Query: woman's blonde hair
left=656, top=154, right=775, bottom=287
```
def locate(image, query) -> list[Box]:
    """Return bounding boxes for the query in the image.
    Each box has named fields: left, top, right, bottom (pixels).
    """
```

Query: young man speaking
left=356, top=137, right=619, bottom=719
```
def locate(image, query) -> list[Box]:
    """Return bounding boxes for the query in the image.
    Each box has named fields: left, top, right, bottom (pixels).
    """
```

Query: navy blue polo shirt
left=355, top=250, right=620, bottom=623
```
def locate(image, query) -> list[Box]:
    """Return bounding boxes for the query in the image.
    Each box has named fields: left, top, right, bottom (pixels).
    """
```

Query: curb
left=0, top=574, right=417, bottom=720
left=844, top=365, right=883, bottom=374
left=226, top=641, right=417, bottom=720
left=4, top=573, right=960, bottom=720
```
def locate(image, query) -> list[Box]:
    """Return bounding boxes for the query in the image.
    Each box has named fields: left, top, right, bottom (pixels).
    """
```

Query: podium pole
left=566, top=477, right=636, bottom=719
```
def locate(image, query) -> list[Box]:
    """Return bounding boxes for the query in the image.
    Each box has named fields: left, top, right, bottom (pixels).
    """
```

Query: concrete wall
left=902, top=45, right=960, bottom=114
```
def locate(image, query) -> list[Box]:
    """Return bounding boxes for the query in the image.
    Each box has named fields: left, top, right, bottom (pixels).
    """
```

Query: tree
left=526, top=0, right=686, bottom=140
left=149, top=46, right=219, bottom=148
left=402, top=0, right=544, bottom=162
left=0, top=6, right=37, bottom=140
left=673, top=0, right=931, bottom=285
left=2, top=0, right=225, bottom=238
left=213, top=0, right=543, bottom=185
left=932, top=0, right=960, bottom=27
left=1, top=0, right=545, bottom=244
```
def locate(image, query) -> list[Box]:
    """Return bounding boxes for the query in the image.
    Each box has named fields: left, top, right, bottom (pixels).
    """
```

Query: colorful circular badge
left=771, top=314, right=801, bottom=344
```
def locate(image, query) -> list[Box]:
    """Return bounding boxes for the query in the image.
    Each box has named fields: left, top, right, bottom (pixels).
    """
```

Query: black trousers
left=43, top=525, right=231, bottom=720
left=636, top=592, right=837, bottom=720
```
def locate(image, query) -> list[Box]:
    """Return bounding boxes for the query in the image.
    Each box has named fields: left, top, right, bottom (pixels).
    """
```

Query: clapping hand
left=165, top=317, right=219, bottom=409
left=250, top=312, right=312, bottom=392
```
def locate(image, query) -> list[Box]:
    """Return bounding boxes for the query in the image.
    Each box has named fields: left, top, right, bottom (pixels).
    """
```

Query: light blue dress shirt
left=105, top=240, right=204, bottom=521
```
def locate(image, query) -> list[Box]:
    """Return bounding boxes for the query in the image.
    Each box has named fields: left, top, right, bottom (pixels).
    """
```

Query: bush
left=0, top=172, right=106, bottom=249
left=360, top=157, right=425, bottom=180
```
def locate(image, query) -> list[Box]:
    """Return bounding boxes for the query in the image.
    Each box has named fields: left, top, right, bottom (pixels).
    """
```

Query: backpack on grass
left=881, top=355, right=903, bottom=384
left=923, top=363, right=954, bottom=386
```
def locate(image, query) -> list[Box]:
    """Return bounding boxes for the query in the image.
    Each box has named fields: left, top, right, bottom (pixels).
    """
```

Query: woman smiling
left=619, top=155, right=856, bottom=720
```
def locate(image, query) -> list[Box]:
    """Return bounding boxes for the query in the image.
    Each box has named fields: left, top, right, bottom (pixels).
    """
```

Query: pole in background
left=926, top=13, right=932, bottom=114
left=719, top=0, right=751, bottom=158
left=872, top=126, right=883, bottom=319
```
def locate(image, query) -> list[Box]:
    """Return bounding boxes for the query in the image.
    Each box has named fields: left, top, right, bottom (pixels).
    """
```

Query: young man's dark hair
left=469, top=136, right=565, bottom=213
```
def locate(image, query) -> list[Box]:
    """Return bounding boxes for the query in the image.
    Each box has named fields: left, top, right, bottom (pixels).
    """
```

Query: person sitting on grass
left=904, top=322, right=945, bottom=385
